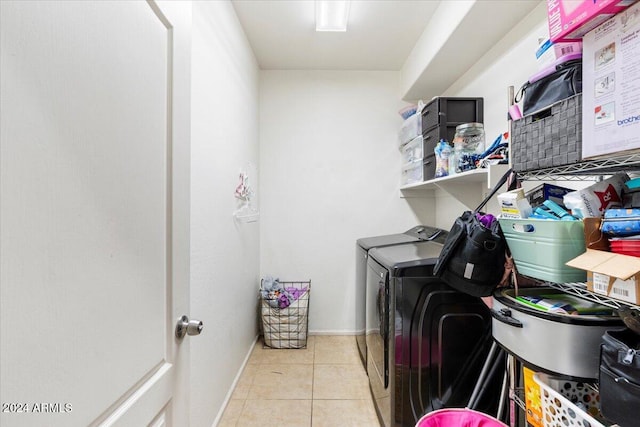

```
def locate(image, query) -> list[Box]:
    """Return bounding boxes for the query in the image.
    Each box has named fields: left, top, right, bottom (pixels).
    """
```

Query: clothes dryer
left=356, top=226, right=444, bottom=368
left=366, top=240, right=499, bottom=427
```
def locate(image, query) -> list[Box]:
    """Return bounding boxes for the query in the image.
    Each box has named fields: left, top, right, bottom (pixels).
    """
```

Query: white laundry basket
left=533, top=372, right=606, bottom=427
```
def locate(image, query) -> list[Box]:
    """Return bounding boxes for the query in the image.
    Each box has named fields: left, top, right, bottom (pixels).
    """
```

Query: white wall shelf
left=401, top=167, right=493, bottom=190
left=400, top=163, right=509, bottom=208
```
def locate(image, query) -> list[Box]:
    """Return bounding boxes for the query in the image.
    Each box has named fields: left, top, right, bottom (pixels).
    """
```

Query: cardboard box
left=547, top=0, right=633, bottom=42
left=536, top=38, right=582, bottom=69
left=498, top=189, right=533, bottom=219
left=583, top=217, right=610, bottom=251
left=526, top=183, right=574, bottom=208
left=582, top=1, right=640, bottom=159
left=566, top=249, right=640, bottom=304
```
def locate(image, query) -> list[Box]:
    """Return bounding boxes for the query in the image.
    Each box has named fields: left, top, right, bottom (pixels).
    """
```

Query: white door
left=0, top=1, right=192, bottom=426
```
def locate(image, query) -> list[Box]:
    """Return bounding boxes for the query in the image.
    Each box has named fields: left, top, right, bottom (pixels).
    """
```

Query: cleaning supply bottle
left=434, top=139, right=451, bottom=178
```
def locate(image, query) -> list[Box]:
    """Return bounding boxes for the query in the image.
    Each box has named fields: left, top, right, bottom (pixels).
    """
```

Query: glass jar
left=453, top=122, right=486, bottom=154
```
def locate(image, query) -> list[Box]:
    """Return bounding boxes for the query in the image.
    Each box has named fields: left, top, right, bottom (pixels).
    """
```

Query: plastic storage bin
left=498, top=218, right=586, bottom=283
left=421, top=97, right=484, bottom=136
left=492, top=287, right=622, bottom=380
left=402, top=135, right=423, bottom=164
left=533, top=372, right=605, bottom=427
left=260, top=280, right=310, bottom=349
left=401, top=160, right=423, bottom=186
left=399, top=113, right=421, bottom=147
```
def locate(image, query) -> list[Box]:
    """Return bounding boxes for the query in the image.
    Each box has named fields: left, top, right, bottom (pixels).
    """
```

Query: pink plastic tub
left=415, top=409, right=508, bottom=427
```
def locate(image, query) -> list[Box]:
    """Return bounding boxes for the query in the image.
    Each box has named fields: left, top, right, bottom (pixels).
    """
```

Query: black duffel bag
left=600, top=328, right=640, bottom=427
left=515, top=59, right=582, bottom=116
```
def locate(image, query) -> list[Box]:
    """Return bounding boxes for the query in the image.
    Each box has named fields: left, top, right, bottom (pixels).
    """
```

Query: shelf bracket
left=433, top=181, right=483, bottom=209
left=399, top=187, right=435, bottom=199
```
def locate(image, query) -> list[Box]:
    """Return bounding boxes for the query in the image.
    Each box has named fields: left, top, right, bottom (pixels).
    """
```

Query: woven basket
left=512, top=94, right=582, bottom=172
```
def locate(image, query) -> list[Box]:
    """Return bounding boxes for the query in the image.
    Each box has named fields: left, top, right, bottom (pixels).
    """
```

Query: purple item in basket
left=273, top=287, right=308, bottom=309
left=277, top=293, right=292, bottom=309
left=476, top=213, right=497, bottom=229
left=286, top=286, right=308, bottom=301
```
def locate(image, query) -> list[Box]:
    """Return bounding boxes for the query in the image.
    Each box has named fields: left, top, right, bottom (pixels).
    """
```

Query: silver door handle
left=175, top=315, right=203, bottom=339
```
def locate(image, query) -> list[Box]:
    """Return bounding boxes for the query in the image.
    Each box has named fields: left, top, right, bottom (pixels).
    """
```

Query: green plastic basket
left=499, top=218, right=586, bottom=284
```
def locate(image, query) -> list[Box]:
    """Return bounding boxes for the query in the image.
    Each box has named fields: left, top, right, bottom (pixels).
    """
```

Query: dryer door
left=366, top=257, right=389, bottom=389
left=366, top=257, right=391, bottom=426
left=403, top=283, right=495, bottom=423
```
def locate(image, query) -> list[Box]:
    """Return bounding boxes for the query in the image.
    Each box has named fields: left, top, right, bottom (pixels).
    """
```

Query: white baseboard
left=211, top=335, right=259, bottom=427
left=309, top=330, right=357, bottom=336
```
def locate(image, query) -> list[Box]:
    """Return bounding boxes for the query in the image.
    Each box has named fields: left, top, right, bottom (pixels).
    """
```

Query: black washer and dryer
left=366, top=239, right=500, bottom=427
left=356, top=226, right=444, bottom=368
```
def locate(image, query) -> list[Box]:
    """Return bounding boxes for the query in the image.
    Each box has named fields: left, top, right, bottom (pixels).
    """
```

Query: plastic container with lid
left=453, top=122, right=485, bottom=154
left=401, top=135, right=423, bottom=164
left=398, top=113, right=421, bottom=147
left=401, top=160, right=423, bottom=185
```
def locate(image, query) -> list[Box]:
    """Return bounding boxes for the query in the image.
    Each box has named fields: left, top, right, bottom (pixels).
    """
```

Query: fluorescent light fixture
left=315, top=0, right=350, bottom=32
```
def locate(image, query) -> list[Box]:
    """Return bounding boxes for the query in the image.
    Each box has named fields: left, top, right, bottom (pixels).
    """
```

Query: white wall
left=190, top=2, right=260, bottom=426
left=259, top=70, right=435, bottom=333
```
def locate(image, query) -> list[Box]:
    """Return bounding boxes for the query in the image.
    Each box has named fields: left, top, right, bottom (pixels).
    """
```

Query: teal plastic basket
left=499, top=218, right=587, bottom=284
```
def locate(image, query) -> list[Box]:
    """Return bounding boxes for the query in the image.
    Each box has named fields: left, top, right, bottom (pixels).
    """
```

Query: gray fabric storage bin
left=512, top=94, right=582, bottom=172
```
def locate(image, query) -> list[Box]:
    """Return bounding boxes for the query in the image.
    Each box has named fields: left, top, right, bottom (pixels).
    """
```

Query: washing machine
left=356, top=226, right=445, bottom=368
left=366, top=240, right=500, bottom=427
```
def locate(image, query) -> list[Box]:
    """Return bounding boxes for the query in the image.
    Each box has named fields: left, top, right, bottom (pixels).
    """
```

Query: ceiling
left=231, top=0, right=442, bottom=71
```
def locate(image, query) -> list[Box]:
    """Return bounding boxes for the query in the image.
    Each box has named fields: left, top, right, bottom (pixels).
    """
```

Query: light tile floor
left=218, top=335, right=380, bottom=427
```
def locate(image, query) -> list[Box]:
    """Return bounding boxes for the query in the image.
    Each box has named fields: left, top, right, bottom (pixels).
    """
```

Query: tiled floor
left=218, top=335, right=380, bottom=427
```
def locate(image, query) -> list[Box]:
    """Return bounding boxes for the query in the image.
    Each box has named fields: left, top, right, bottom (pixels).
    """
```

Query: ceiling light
left=315, top=0, right=350, bottom=32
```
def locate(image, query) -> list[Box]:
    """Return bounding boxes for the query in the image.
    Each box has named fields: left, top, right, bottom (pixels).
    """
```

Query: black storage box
left=423, top=155, right=436, bottom=182
left=421, top=97, right=484, bottom=145
left=420, top=97, right=484, bottom=180
left=512, top=93, right=582, bottom=172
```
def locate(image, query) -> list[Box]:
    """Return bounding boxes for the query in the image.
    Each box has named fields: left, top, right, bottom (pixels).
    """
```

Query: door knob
left=175, top=315, right=203, bottom=340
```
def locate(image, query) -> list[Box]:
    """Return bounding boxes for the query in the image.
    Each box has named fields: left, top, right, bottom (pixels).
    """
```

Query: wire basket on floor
left=260, top=279, right=310, bottom=349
